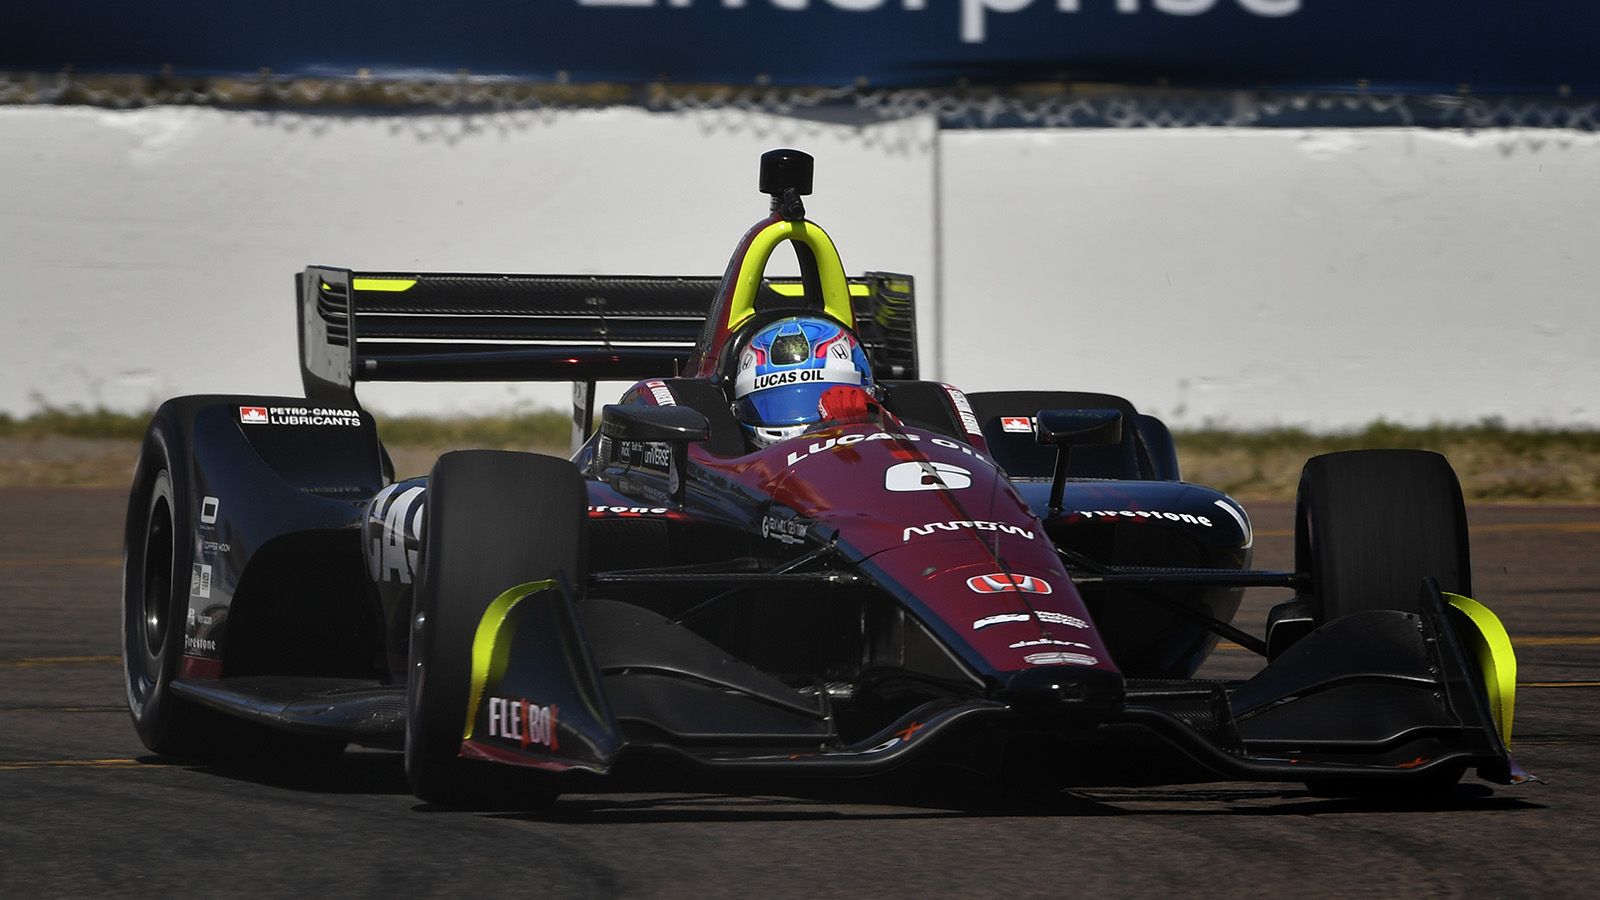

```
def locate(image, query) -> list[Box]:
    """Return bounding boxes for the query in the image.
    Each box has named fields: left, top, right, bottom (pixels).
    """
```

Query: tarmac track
left=2, top=486, right=1598, bottom=897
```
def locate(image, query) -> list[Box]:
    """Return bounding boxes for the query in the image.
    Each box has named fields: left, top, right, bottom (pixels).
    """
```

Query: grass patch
left=1176, top=418, right=1600, bottom=457
left=375, top=410, right=572, bottom=452
left=374, top=410, right=573, bottom=479
left=1174, top=419, right=1600, bottom=502
left=0, top=406, right=151, bottom=441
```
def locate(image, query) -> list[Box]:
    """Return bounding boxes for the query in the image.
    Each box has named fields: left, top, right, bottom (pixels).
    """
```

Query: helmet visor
left=769, top=331, right=811, bottom=365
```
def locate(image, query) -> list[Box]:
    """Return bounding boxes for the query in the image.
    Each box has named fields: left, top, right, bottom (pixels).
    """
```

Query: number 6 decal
left=884, top=461, right=972, bottom=492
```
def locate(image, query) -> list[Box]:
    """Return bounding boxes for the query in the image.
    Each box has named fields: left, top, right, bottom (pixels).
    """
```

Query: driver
left=731, top=315, right=892, bottom=448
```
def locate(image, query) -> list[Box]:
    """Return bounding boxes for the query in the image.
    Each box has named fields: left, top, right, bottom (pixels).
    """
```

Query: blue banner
left=2, top=1, right=1594, bottom=96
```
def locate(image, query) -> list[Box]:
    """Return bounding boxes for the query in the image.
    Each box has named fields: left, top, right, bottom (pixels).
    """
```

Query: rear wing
left=297, top=267, right=918, bottom=407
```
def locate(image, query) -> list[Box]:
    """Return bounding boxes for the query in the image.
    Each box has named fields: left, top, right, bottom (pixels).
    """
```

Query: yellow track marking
left=0, top=655, right=120, bottom=668
left=1514, top=635, right=1600, bottom=647
left=0, top=557, right=120, bottom=568
left=1216, top=635, right=1600, bottom=653
left=0, top=758, right=156, bottom=771
left=0, top=706, right=124, bottom=712
left=1471, top=522, right=1600, bottom=534
left=1255, top=521, right=1600, bottom=539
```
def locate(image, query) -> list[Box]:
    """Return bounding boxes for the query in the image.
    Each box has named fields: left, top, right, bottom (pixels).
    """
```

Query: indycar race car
left=122, top=149, right=1525, bottom=806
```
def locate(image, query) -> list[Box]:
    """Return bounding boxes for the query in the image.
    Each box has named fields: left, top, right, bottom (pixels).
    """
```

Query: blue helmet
left=732, top=316, right=874, bottom=447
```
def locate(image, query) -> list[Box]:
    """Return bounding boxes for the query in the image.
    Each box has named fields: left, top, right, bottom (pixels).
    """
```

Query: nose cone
left=1001, top=666, right=1124, bottom=724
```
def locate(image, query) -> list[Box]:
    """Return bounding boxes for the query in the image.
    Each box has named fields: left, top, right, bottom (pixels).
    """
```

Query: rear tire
left=122, top=418, right=211, bottom=757
left=405, top=450, right=587, bottom=808
left=1296, top=449, right=1471, bottom=625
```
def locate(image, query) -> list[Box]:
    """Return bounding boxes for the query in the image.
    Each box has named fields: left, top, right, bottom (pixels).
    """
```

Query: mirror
left=599, top=404, right=710, bottom=444
left=1034, top=408, right=1123, bottom=448
left=1034, top=408, right=1124, bottom=516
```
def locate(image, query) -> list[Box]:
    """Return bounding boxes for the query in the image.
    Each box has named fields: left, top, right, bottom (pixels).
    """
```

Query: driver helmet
left=732, top=316, right=874, bottom=448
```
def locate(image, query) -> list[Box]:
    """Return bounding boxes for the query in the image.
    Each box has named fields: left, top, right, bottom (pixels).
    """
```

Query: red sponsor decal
left=178, top=656, right=223, bottom=679
left=966, top=572, right=1053, bottom=595
left=239, top=406, right=268, bottom=425
left=645, top=380, right=675, bottom=407
left=1000, top=416, right=1033, bottom=433
left=520, top=699, right=558, bottom=751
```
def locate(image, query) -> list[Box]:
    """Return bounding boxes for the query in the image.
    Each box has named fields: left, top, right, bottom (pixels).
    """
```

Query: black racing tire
left=1295, top=450, right=1472, bottom=797
left=405, top=450, right=587, bottom=808
left=1295, top=449, right=1471, bottom=625
left=121, top=416, right=211, bottom=757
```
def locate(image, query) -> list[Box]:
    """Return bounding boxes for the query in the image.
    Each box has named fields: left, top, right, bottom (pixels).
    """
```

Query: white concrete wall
left=0, top=106, right=936, bottom=417
left=2, top=106, right=1596, bottom=427
left=941, top=129, right=1600, bottom=428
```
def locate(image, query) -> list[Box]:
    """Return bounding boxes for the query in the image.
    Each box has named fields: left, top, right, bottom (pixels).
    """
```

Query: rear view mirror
left=1034, top=408, right=1123, bottom=448
left=598, top=404, right=709, bottom=505
left=599, top=404, right=710, bottom=444
left=1034, top=408, right=1124, bottom=516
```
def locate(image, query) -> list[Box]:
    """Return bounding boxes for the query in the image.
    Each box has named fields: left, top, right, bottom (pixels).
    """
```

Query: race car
left=122, top=149, right=1524, bottom=806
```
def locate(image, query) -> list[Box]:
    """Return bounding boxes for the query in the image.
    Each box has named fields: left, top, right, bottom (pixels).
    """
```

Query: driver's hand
left=817, top=385, right=896, bottom=426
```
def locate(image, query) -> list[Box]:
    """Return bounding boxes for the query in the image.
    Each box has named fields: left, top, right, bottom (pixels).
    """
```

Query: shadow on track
left=170, top=749, right=412, bottom=796
left=159, top=751, right=1545, bottom=820
left=1067, top=783, right=1545, bottom=816
left=503, top=785, right=1543, bottom=824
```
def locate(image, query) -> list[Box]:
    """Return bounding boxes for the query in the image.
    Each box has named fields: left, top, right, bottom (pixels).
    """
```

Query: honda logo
left=966, top=572, right=1053, bottom=595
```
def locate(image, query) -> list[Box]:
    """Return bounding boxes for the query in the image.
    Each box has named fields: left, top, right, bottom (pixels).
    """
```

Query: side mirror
left=599, top=404, right=710, bottom=444
left=1034, top=408, right=1123, bottom=448
left=1034, top=408, right=1124, bottom=517
left=598, top=404, right=709, bottom=505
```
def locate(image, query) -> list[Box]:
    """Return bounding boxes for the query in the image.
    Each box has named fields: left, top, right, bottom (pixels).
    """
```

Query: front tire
left=1296, top=449, right=1471, bottom=625
left=405, top=450, right=587, bottom=808
left=1293, top=449, right=1474, bottom=797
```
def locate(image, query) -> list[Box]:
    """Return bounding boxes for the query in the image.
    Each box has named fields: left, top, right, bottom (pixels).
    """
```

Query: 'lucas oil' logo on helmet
left=750, top=367, right=860, bottom=392
left=733, top=317, right=869, bottom=403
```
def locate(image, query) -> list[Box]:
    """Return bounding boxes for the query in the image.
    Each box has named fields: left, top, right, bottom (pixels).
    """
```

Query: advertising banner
left=2, top=1, right=1594, bottom=96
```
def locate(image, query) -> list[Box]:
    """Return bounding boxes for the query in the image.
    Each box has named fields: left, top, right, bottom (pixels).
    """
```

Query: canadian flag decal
left=239, top=406, right=268, bottom=425
left=966, top=572, right=1053, bottom=595
left=1000, top=416, right=1033, bottom=433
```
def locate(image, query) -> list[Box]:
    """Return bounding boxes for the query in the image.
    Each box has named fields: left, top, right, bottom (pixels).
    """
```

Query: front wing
left=459, top=574, right=1522, bottom=788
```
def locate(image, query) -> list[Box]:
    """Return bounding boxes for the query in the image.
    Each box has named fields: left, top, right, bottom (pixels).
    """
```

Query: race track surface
left=3, top=487, right=1598, bottom=897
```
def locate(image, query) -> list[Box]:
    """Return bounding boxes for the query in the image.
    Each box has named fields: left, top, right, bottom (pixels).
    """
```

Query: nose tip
left=1001, top=666, right=1124, bottom=722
